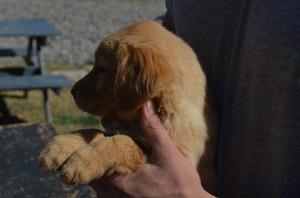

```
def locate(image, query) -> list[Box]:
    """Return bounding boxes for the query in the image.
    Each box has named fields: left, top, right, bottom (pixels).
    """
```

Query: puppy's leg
left=39, top=129, right=105, bottom=171
left=60, top=135, right=146, bottom=184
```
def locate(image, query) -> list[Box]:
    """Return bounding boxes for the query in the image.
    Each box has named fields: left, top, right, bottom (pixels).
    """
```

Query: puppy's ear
left=114, top=42, right=170, bottom=111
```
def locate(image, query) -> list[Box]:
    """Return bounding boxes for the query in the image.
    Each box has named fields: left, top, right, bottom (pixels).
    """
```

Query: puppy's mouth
left=101, top=117, right=119, bottom=135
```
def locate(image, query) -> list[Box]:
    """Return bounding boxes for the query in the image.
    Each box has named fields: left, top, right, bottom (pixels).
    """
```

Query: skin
left=90, top=100, right=216, bottom=198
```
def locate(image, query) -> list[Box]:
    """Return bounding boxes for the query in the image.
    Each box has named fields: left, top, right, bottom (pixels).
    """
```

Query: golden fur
left=39, top=21, right=217, bottom=194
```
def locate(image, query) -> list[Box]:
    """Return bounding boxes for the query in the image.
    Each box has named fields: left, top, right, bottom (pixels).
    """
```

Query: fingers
left=140, top=100, right=179, bottom=161
left=140, top=100, right=168, bottom=144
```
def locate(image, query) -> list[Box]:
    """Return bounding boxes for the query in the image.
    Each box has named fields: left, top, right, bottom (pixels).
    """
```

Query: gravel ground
left=0, top=0, right=165, bottom=65
left=0, top=123, right=96, bottom=198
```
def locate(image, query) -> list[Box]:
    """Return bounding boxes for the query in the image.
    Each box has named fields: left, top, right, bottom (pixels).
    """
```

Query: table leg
left=36, top=38, right=46, bottom=74
left=25, top=37, right=34, bottom=65
left=36, top=37, right=52, bottom=123
left=43, top=89, right=52, bottom=123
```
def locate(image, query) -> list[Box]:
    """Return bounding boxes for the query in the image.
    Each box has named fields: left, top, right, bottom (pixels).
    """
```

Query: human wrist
left=197, top=185, right=216, bottom=198
left=186, top=183, right=216, bottom=198
left=177, top=183, right=215, bottom=198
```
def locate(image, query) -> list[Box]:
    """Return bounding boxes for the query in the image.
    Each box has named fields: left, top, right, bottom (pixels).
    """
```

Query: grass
left=0, top=62, right=101, bottom=133
left=1, top=89, right=100, bottom=133
left=45, top=62, right=92, bottom=71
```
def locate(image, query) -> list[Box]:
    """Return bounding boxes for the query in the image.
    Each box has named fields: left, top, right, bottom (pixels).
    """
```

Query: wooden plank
left=0, top=67, right=38, bottom=77
left=0, top=75, right=73, bottom=91
left=0, top=19, right=60, bottom=37
left=0, top=48, right=36, bottom=57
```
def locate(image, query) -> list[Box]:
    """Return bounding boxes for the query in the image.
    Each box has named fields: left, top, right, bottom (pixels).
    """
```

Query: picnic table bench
left=0, top=19, right=72, bottom=123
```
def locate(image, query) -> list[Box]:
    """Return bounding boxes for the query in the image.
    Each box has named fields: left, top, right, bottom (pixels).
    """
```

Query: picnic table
left=0, top=19, right=72, bottom=123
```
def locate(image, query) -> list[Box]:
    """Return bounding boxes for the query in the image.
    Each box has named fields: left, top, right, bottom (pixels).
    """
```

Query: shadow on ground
left=0, top=96, right=26, bottom=125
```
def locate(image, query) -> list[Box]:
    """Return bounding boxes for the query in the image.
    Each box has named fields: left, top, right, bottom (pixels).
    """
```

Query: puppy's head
left=72, top=22, right=171, bottom=119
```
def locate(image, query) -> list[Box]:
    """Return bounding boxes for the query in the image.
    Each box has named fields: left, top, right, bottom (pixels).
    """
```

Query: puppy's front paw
left=39, top=134, right=88, bottom=171
left=59, top=135, right=146, bottom=184
left=60, top=146, right=106, bottom=184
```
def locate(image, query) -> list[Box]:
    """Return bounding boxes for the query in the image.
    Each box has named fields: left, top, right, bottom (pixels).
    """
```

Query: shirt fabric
left=166, top=1, right=300, bottom=197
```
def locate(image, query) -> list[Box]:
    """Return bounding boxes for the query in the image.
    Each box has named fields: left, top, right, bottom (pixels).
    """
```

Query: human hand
left=90, top=100, right=215, bottom=198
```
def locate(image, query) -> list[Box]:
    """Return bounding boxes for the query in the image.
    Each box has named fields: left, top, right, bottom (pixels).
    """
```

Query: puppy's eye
left=95, top=66, right=106, bottom=73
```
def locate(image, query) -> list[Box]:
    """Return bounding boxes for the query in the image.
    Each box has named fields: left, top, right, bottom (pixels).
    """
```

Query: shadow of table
left=0, top=123, right=96, bottom=198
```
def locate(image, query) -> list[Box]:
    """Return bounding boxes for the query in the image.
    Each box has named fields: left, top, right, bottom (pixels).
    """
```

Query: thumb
left=140, top=100, right=174, bottom=153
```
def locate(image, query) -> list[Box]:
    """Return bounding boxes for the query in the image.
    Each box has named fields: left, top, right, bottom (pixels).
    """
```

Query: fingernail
left=145, top=100, right=155, bottom=115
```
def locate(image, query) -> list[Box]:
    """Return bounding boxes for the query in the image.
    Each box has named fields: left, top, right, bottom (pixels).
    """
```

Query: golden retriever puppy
left=39, top=21, right=217, bottom=193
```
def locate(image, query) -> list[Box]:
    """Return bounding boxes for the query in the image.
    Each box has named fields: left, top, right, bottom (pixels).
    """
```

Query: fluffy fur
left=39, top=21, right=217, bottom=194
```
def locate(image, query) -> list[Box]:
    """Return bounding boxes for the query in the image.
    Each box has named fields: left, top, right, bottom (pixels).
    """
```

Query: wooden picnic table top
left=0, top=18, right=60, bottom=37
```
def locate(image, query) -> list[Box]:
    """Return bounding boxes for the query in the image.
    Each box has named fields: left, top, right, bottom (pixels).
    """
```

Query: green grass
left=45, top=62, right=92, bottom=71
left=54, top=115, right=99, bottom=126
left=2, top=88, right=100, bottom=133
left=0, top=62, right=101, bottom=133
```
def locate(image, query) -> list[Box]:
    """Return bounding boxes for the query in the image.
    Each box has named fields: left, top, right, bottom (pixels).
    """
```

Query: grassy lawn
left=1, top=88, right=102, bottom=133
left=1, top=89, right=101, bottom=133
left=0, top=63, right=102, bottom=133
